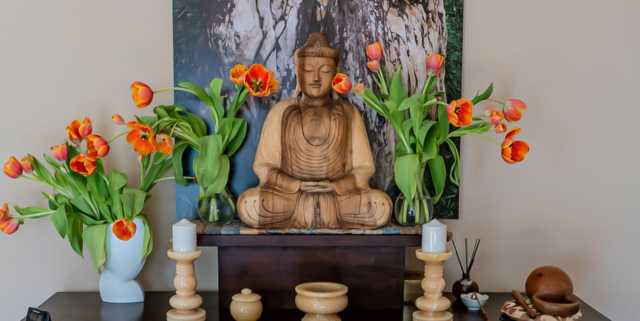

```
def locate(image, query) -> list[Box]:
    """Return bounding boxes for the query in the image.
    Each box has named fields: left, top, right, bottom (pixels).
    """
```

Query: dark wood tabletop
left=21, top=292, right=609, bottom=321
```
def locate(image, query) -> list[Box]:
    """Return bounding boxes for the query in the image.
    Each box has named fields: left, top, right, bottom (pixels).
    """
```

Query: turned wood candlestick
left=413, top=249, right=453, bottom=321
left=167, top=249, right=206, bottom=321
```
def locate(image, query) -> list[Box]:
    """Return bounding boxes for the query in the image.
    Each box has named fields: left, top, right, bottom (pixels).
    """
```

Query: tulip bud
left=489, top=110, right=504, bottom=126
left=0, top=214, right=20, bottom=235
left=78, top=117, right=92, bottom=138
left=131, top=81, right=154, bottom=108
left=367, top=60, right=380, bottom=72
left=366, top=42, right=383, bottom=61
left=20, top=156, right=35, bottom=175
left=112, top=114, right=125, bottom=125
left=354, top=83, right=365, bottom=94
left=484, top=106, right=497, bottom=117
left=66, top=119, right=83, bottom=144
left=426, top=53, right=445, bottom=76
left=332, top=73, right=352, bottom=95
left=503, top=99, right=527, bottom=123
left=86, top=135, right=110, bottom=159
left=113, top=218, right=136, bottom=241
left=494, top=123, right=507, bottom=133
left=3, top=157, right=22, bottom=179
left=50, top=143, right=69, bottom=162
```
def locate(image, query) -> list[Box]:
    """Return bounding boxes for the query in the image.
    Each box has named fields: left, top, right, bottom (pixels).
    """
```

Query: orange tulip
left=244, top=64, right=279, bottom=97
left=501, top=128, right=530, bottom=164
left=50, top=143, right=69, bottom=162
left=427, top=53, right=445, bottom=76
left=78, top=117, right=92, bottom=138
left=126, top=121, right=156, bottom=156
left=3, top=157, right=22, bottom=179
left=354, top=82, right=365, bottom=94
left=66, top=119, right=83, bottom=144
left=112, top=114, right=125, bottom=125
left=113, top=218, right=136, bottom=241
left=156, top=134, right=174, bottom=155
left=446, top=99, right=473, bottom=127
left=70, top=153, right=97, bottom=177
left=86, top=134, right=110, bottom=159
left=20, top=156, right=35, bottom=175
left=494, top=123, right=507, bottom=133
left=367, top=60, right=380, bottom=72
left=366, top=42, right=383, bottom=61
left=230, top=64, right=248, bottom=86
left=489, top=110, right=504, bottom=125
left=484, top=106, right=497, bottom=117
left=332, top=73, right=352, bottom=95
left=131, top=81, right=154, bottom=108
left=0, top=204, right=20, bottom=235
left=503, top=99, right=527, bottom=123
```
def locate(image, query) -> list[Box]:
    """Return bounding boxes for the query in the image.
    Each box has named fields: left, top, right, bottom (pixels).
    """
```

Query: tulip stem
left=466, top=132, right=502, bottom=146
left=422, top=73, right=433, bottom=96
left=487, top=98, right=505, bottom=106
left=153, top=87, right=196, bottom=95
left=107, top=131, right=129, bottom=144
left=153, top=176, right=194, bottom=184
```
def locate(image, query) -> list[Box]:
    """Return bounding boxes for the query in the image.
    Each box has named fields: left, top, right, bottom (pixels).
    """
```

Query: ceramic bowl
left=461, top=293, right=489, bottom=311
left=295, top=282, right=348, bottom=318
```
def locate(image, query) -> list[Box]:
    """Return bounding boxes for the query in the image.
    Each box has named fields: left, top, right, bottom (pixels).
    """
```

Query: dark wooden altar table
left=21, top=292, right=610, bottom=321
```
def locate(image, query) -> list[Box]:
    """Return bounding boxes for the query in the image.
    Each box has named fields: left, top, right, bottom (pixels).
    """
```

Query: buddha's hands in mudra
left=300, top=180, right=335, bottom=193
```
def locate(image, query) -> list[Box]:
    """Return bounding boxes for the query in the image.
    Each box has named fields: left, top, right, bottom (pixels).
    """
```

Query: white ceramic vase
left=99, top=218, right=146, bottom=303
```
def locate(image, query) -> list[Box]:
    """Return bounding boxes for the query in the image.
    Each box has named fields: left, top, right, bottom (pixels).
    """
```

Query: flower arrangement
left=336, top=42, right=530, bottom=225
left=1, top=63, right=279, bottom=272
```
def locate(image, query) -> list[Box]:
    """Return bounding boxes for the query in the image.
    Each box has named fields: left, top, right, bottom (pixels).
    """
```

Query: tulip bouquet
left=344, top=42, right=530, bottom=225
left=132, top=64, right=279, bottom=223
left=1, top=115, right=179, bottom=273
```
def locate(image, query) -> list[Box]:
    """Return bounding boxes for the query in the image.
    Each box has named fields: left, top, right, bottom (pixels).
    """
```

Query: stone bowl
left=295, top=282, right=348, bottom=321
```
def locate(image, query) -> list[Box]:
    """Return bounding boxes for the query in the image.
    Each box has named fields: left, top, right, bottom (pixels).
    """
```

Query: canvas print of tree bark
left=173, top=0, right=463, bottom=220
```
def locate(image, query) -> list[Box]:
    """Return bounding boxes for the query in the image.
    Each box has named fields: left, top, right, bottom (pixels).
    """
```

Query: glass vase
left=197, top=188, right=236, bottom=226
left=394, top=172, right=433, bottom=226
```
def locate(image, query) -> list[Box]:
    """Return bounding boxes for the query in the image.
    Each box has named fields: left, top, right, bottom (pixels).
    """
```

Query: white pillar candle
left=172, top=219, right=197, bottom=253
left=422, top=219, right=447, bottom=253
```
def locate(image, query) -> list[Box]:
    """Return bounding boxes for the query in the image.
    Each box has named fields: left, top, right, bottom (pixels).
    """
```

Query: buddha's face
left=298, top=57, right=337, bottom=99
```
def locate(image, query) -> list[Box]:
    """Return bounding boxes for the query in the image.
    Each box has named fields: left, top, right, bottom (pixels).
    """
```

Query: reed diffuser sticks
left=451, top=238, right=481, bottom=274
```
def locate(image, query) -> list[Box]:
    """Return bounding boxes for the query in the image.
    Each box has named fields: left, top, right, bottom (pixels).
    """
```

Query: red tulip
left=112, top=114, right=125, bottom=125
left=494, top=123, right=507, bottom=133
left=230, top=65, right=249, bottom=86
left=126, top=121, right=156, bottom=156
left=3, top=157, right=22, bottom=179
left=156, top=134, right=174, bottom=155
left=367, top=60, right=380, bottom=72
left=66, top=119, right=83, bottom=144
left=484, top=106, right=497, bottom=117
left=501, top=128, right=530, bottom=164
left=131, top=81, right=154, bottom=108
left=489, top=110, right=504, bottom=125
left=427, top=53, right=445, bottom=76
left=78, top=117, right=92, bottom=139
left=70, top=153, right=97, bottom=177
left=0, top=204, right=20, bottom=235
left=50, top=143, right=69, bottom=162
left=332, top=73, right=352, bottom=94
left=244, top=64, right=279, bottom=97
left=446, top=99, right=473, bottom=127
left=354, top=83, right=365, bottom=94
left=113, top=218, right=136, bottom=241
left=20, top=156, right=35, bottom=175
left=366, top=42, right=383, bottom=61
left=86, top=134, right=110, bottom=159
left=503, top=99, right=527, bottom=123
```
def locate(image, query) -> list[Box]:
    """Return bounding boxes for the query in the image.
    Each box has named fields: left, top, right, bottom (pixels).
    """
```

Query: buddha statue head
left=293, top=33, right=341, bottom=99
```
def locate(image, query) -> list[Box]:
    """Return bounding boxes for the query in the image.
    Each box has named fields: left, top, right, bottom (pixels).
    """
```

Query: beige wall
left=1, top=0, right=638, bottom=320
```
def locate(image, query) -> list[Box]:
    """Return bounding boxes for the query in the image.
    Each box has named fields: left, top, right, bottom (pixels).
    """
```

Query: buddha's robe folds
left=238, top=98, right=392, bottom=229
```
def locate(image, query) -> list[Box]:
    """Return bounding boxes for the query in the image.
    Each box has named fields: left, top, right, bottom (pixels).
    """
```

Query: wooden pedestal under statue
left=237, top=33, right=392, bottom=230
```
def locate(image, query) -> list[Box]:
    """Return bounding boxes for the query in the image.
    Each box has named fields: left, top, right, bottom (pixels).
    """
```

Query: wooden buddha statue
left=237, top=33, right=392, bottom=229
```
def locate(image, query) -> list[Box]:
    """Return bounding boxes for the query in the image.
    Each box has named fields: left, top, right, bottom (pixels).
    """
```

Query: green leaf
left=394, top=154, right=420, bottom=203
left=203, top=155, right=230, bottom=197
left=144, top=158, right=174, bottom=192
left=67, top=214, right=84, bottom=258
left=208, top=78, right=225, bottom=124
left=398, top=97, right=421, bottom=111
left=50, top=206, right=67, bottom=238
left=229, top=87, right=250, bottom=118
left=178, top=82, right=214, bottom=107
left=428, top=155, right=446, bottom=204
left=83, top=224, right=108, bottom=274
left=76, top=212, right=106, bottom=226
left=70, top=195, right=96, bottom=217
left=388, top=67, right=407, bottom=111
left=171, top=142, right=190, bottom=187
left=447, top=121, right=492, bottom=138
left=136, top=215, right=153, bottom=263
left=226, top=119, right=247, bottom=156
left=418, top=120, right=438, bottom=146
left=437, top=104, right=450, bottom=144
left=362, top=88, right=388, bottom=117
left=445, top=139, right=461, bottom=186
left=13, top=205, right=55, bottom=219
left=108, top=171, right=128, bottom=220
left=195, top=135, right=223, bottom=187
left=187, top=113, right=207, bottom=137
left=471, top=83, right=493, bottom=105
left=30, top=156, right=56, bottom=186
left=120, top=188, right=148, bottom=219
left=401, top=119, right=413, bottom=141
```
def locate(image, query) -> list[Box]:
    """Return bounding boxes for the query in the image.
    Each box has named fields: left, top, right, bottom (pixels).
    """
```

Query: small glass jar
left=197, top=188, right=236, bottom=225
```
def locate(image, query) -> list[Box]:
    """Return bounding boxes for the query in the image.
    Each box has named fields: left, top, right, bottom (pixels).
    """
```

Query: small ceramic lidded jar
left=230, top=288, right=263, bottom=321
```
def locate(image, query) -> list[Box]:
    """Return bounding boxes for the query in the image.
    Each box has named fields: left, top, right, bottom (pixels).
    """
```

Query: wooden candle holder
left=167, top=249, right=206, bottom=321
left=413, top=249, right=453, bottom=321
